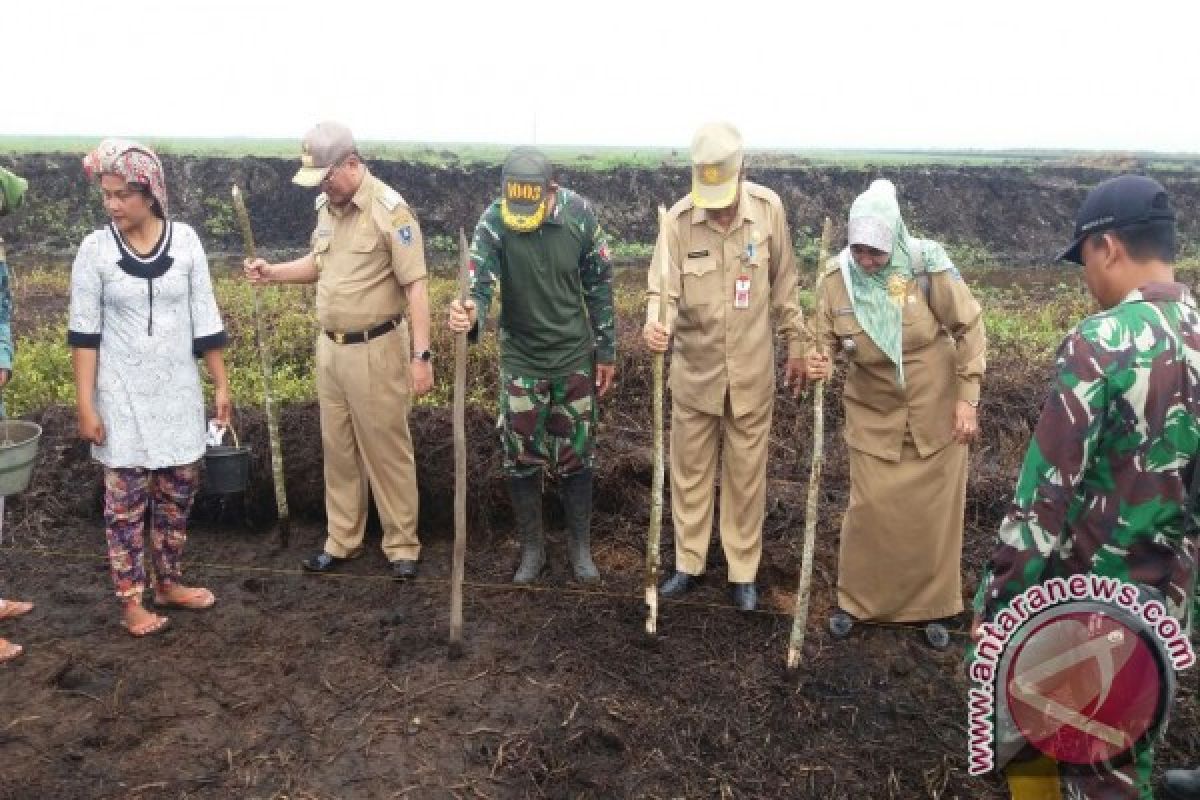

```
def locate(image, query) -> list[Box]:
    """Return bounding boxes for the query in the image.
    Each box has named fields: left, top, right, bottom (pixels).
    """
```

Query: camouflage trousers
left=499, top=370, right=596, bottom=479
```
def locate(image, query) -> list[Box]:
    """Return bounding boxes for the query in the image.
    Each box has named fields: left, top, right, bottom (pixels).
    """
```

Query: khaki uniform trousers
left=315, top=327, right=420, bottom=561
left=670, top=394, right=772, bottom=583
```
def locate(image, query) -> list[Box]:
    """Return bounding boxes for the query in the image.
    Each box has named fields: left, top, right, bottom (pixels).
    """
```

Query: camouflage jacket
left=975, top=282, right=1200, bottom=623
left=469, top=187, right=614, bottom=376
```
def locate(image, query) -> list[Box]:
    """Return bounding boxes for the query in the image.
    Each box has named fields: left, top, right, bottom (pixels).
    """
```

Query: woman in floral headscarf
left=805, top=179, right=986, bottom=648
left=69, top=139, right=231, bottom=637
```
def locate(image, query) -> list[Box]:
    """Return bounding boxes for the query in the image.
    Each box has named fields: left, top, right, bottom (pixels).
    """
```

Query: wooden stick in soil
left=448, top=227, right=471, bottom=659
left=787, top=216, right=834, bottom=671
left=231, top=185, right=290, bottom=548
left=645, top=205, right=670, bottom=635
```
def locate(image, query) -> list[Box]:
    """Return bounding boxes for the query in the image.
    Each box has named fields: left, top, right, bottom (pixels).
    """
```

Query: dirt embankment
left=3, top=153, right=1198, bottom=264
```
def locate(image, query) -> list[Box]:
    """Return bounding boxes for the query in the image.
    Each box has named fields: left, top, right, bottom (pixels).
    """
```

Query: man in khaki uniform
left=643, top=122, right=810, bottom=611
left=245, top=122, right=433, bottom=580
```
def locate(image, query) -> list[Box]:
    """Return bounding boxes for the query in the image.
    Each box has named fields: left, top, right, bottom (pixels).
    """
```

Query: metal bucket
left=0, top=420, right=41, bottom=496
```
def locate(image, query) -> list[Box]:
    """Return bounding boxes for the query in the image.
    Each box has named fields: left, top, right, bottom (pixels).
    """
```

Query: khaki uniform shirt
left=815, top=258, right=986, bottom=461
left=311, top=169, right=427, bottom=333
left=646, top=182, right=809, bottom=417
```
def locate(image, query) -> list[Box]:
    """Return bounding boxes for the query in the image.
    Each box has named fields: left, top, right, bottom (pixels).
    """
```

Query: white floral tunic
left=67, top=221, right=227, bottom=469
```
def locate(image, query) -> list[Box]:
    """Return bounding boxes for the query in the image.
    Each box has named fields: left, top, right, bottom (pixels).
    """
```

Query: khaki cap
left=690, top=122, right=743, bottom=209
left=293, top=121, right=357, bottom=188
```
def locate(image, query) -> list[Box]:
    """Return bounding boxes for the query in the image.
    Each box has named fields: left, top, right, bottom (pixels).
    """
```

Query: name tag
left=734, top=274, right=751, bottom=309
left=687, top=249, right=709, bottom=258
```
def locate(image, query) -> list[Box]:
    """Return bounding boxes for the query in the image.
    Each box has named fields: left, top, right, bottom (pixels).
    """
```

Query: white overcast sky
left=5, top=0, right=1198, bottom=152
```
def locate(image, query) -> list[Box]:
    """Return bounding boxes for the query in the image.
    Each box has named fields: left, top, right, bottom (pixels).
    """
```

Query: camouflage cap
left=501, top=147, right=551, bottom=232
left=293, top=121, right=356, bottom=188
left=691, top=122, right=743, bottom=209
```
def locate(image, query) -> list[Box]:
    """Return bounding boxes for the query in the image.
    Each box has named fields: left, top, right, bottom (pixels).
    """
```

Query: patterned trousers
left=103, top=464, right=200, bottom=601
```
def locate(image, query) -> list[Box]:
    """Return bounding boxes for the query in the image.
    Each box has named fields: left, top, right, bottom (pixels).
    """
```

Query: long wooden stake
left=231, top=185, right=290, bottom=548
left=787, top=216, right=834, bottom=671
left=645, top=205, right=670, bottom=635
left=448, top=228, right=471, bottom=657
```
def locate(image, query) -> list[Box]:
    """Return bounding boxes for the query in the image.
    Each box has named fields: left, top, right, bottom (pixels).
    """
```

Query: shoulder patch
left=668, top=194, right=694, bottom=221
left=744, top=181, right=780, bottom=204
left=315, top=193, right=328, bottom=211
left=377, top=186, right=404, bottom=212
left=390, top=207, right=413, bottom=228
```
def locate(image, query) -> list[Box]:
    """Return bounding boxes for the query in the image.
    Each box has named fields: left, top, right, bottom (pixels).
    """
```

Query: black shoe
left=658, top=571, right=697, bottom=598
left=829, top=610, right=855, bottom=639
left=1165, top=767, right=1200, bottom=799
left=391, top=559, right=418, bottom=581
left=924, top=622, right=950, bottom=651
left=302, top=551, right=346, bottom=573
left=730, top=583, right=757, bottom=612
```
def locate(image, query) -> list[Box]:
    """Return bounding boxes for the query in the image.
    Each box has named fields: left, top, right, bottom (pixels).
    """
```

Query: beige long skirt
left=836, top=438, right=968, bottom=622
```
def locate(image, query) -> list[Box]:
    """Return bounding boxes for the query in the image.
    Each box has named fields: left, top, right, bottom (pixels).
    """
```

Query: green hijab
left=0, top=167, right=27, bottom=216
left=838, top=179, right=954, bottom=387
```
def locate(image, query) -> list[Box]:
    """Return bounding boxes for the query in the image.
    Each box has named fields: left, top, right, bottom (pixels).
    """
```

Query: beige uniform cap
left=293, top=121, right=357, bottom=188
left=690, top=122, right=743, bottom=209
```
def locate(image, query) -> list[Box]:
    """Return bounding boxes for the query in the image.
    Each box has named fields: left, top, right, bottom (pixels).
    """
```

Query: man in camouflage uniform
left=448, top=147, right=614, bottom=584
left=973, top=175, right=1200, bottom=799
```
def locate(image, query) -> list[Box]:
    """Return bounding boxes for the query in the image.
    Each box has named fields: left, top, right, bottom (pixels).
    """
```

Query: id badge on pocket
left=734, top=274, right=751, bottom=309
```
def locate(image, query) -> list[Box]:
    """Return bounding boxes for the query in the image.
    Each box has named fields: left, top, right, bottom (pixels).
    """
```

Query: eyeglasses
left=321, top=159, right=349, bottom=186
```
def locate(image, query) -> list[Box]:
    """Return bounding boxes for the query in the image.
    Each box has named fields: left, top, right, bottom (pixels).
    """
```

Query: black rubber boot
left=560, top=468, right=599, bottom=583
left=508, top=474, right=545, bottom=584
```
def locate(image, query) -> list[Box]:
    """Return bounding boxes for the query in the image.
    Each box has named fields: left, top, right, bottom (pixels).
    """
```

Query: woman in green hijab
left=806, top=179, right=986, bottom=648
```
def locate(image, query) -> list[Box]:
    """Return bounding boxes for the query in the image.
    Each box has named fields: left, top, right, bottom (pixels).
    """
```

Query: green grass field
left=4, top=136, right=1199, bottom=171
left=9, top=267, right=1182, bottom=418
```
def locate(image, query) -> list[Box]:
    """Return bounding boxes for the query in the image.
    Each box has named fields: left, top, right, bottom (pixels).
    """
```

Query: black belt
left=324, top=317, right=402, bottom=345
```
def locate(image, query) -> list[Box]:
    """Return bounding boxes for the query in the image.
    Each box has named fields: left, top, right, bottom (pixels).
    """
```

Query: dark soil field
left=7, top=383, right=1200, bottom=800
left=2, top=272, right=1200, bottom=799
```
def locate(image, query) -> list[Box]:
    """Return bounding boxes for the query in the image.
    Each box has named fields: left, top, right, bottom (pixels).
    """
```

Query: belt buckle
left=333, top=331, right=345, bottom=344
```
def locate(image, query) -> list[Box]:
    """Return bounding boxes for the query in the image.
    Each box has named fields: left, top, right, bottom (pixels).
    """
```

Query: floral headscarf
left=82, top=138, right=169, bottom=216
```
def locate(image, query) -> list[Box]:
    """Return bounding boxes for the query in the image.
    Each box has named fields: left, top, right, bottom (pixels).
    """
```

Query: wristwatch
left=965, top=399, right=980, bottom=408
left=413, top=349, right=433, bottom=362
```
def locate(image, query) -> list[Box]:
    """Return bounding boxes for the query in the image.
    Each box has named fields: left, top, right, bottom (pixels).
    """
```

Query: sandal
left=153, top=587, right=216, bottom=610
left=0, top=638, right=23, bottom=663
left=121, top=613, right=170, bottom=638
left=0, top=599, right=33, bottom=621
